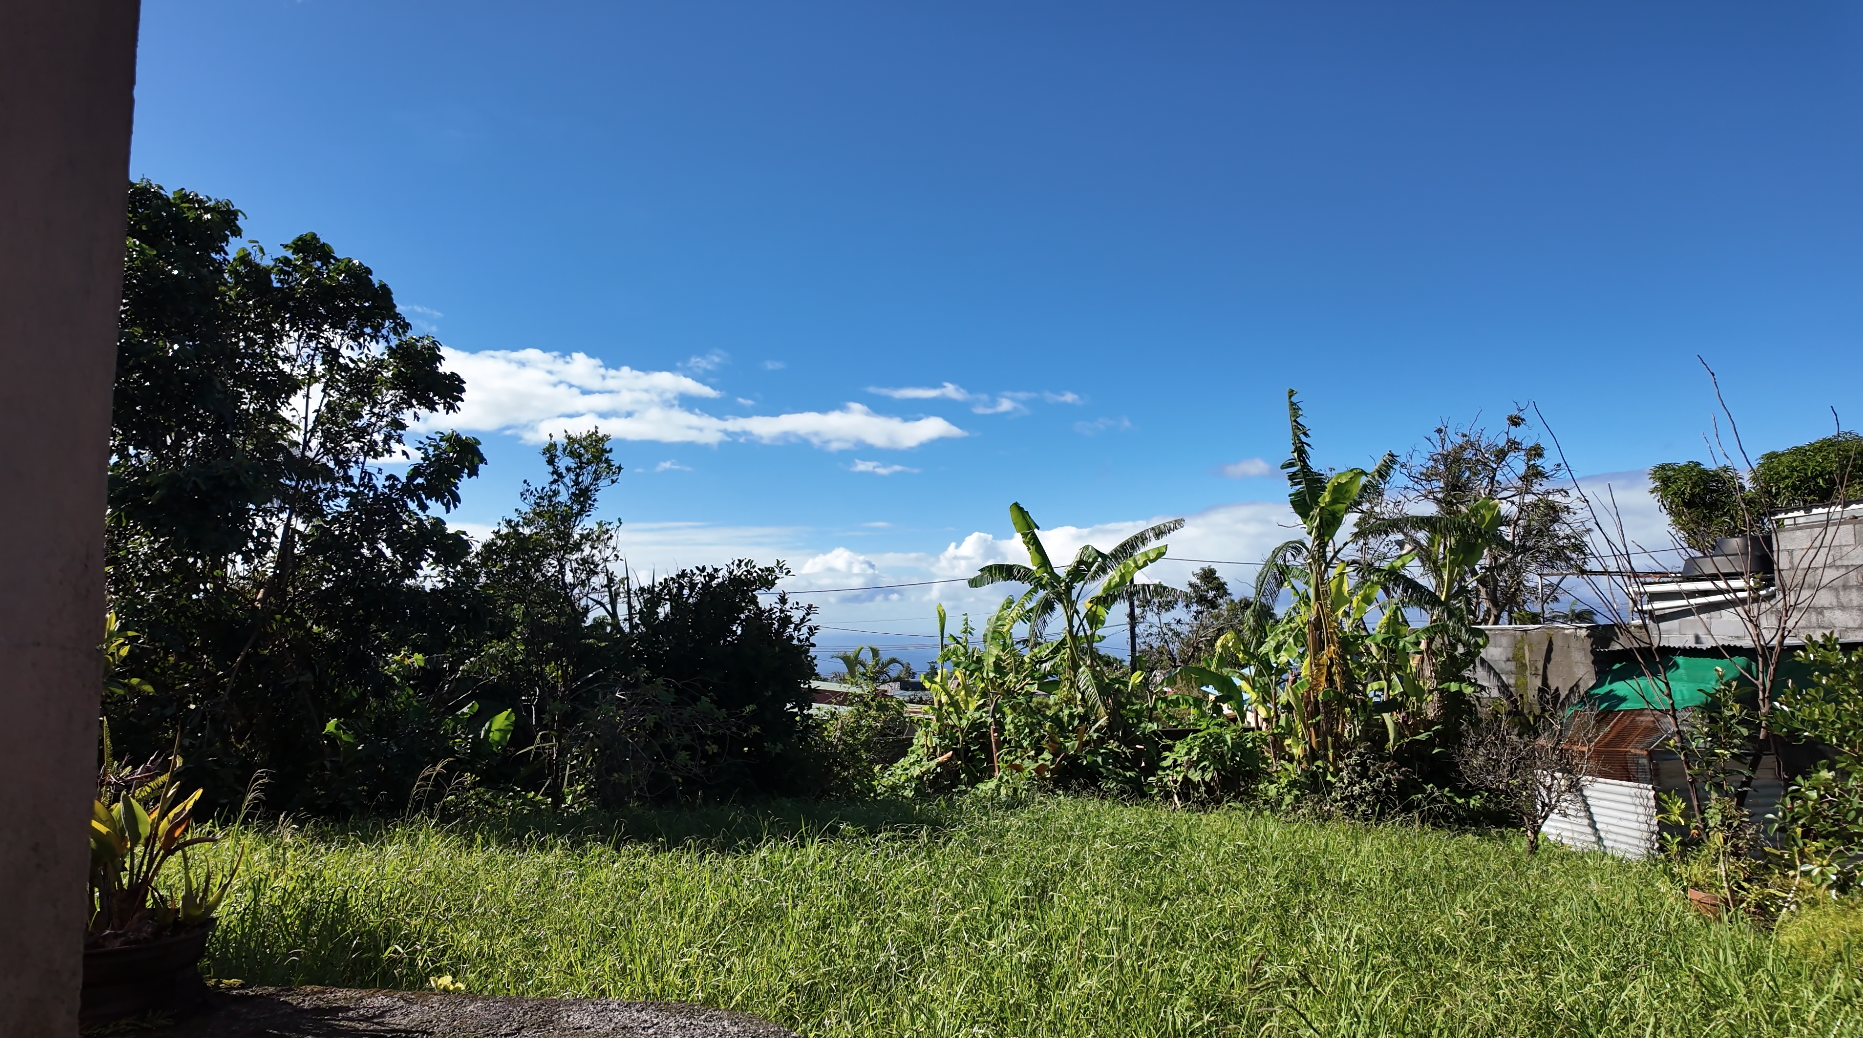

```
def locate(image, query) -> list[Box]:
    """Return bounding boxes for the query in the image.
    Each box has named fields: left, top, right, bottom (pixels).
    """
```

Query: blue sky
left=130, top=2, right=1863, bottom=663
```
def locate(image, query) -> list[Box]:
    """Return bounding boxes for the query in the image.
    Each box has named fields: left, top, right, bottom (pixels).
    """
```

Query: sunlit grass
left=201, top=798, right=1862, bottom=1037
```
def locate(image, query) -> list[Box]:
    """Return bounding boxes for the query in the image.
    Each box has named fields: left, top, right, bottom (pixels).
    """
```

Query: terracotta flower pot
left=80, top=920, right=215, bottom=1026
left=1686, top=888, right=1724, bottom=919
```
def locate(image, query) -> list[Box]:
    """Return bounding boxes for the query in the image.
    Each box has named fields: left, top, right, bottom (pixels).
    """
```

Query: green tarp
left=1585, top=653, right=1814, bottom=710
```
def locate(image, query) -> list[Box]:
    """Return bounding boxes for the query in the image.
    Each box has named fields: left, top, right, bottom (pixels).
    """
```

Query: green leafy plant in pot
left=83, top=742, right=243, bottom=1024
left=83, top=617, right=244, bottom=1023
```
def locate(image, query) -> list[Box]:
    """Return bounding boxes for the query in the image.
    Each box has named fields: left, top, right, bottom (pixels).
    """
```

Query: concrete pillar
left=0, top=2, right=141, bottom=1034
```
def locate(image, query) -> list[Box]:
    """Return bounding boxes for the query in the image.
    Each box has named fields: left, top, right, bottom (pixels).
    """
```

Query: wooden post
left=1127, top=594, right=1139, bottom=672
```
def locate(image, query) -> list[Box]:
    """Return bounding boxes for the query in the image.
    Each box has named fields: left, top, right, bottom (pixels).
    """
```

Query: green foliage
left=1150, top=719, right=1266, bottom=804
left=89, top=749, right=242, bottom=945
left=1770, top=635, right=1863, bottom=891
left=830, top=646, right=911, bottom=689
left=197, top=800, right=1863, bottom=1036
left=622, top=560, right=821, bottom=795
left=968, top=502, right=1180, bottom=722
left=464, top=430, right=630, bottom=802
left=1754, top=432, right=1863, bottom=511
left=107, top=183, right=820, bottom=818
left=109, top=179, right=485, bottom=813
left=815, top=694, right=915, bottom=800
left=1648, top=460, right=1752, bottom=553
left=1649, top=431, right=1861, bottom=552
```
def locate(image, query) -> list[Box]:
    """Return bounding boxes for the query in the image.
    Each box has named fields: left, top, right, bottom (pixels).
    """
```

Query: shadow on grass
left=571, top=795, right=972, bottom=852
left=262, top=795, right=988, bottom=855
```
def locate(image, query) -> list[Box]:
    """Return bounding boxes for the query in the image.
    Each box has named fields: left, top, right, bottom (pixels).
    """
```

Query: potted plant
left=81, top=742, right=243, bottom=1025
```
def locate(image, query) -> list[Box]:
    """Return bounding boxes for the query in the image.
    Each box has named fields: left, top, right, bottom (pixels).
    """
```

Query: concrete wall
left=0, top=3, right=141, bottom=1034
left=1471, top=624, right=1638, bottom=706
left=1775, top=503, right=1863, bottom=644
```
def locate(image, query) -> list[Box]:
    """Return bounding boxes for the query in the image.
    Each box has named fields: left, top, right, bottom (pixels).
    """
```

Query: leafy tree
left=1768, top=635, right=1863, bottom=891
left=108, top=180, right=484, bottom=811
left=621, top=560, right=821, bottom=798
left=1649, top=431, right=1860, bottom=554
left=466, top=431, right=629, bottom=802
left=1186, top=566, right=1231, bottom=615
left=1649, top=460, right=1750, bottom=554
left=463, top=433, right=821, bottom=804
left=1754, top=432, right=1863, bottom=512
left=1389, top=412, right=1587, bottom=623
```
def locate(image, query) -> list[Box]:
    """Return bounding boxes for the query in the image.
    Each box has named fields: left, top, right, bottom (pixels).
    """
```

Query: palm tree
left=832, top=646, right=909, bottom=691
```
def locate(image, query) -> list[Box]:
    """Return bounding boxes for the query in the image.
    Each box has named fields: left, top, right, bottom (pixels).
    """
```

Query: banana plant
left=919, top=593, right=1061, bottom=782
left=1358, top=495, right=1510, bottom=719
left=968, top=502, right=1182, bottom=721
left=1254, top=391, right=1398, bottom=764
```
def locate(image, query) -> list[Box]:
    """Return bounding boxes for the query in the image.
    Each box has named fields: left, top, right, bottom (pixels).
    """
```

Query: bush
left=1150, top=720, right=1265, bottom=804
left=813, top=693, right=915, bottom=800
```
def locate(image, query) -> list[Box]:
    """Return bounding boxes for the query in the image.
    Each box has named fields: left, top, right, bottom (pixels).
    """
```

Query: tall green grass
left=201, top=798, right=1861, bottom=1037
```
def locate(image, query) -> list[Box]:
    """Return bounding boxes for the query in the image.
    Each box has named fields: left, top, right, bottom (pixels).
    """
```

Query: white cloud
left=868, top=383, right=1079, bottom=416
left=732, top=404, right=962, bottom=451
left=1220, top=457, right=1275, bottom=478
left=653, top=460, right=691, bottom=472
left=800, top=547, right=880, bottom=575
left=849, top=459, right=919, bottom=476
left=870, top=382, right=972, bottom=401
left=1075, top=416, right=1133, bottom=435
left=1571, top=469, right=1680, bottom=567
left=436, top=348, right=966, bottom=450
left=681, top=350, right=729, bottom=373
left=761, top=360, right=786, bottom=370
left=736, top=397, right=756, bottom=406
left=401, top=304, right=443, bottom=334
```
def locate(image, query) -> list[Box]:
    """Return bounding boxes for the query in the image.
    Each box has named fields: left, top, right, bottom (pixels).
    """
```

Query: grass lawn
left=202, top=798, right=1862, bottom=1037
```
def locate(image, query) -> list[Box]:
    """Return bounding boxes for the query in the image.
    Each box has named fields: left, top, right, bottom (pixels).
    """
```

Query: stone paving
left=125, top=986, right=799, bottom=1038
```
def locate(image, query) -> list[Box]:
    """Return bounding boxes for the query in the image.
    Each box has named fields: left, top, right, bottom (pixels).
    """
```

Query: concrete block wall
left=1472, top=624, right=1620, bottom=705
left=1644, top=504, right=1863, bottom=648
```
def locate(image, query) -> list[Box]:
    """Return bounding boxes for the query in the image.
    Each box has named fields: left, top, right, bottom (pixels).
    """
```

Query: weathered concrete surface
left=1472, top=624, right=1644, bottom=705
left=1774, top=504, right=1863, bottom=645
left=0, top=2, right=141, bottom=1035
left=139, top=987, right=800, bottom=1038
